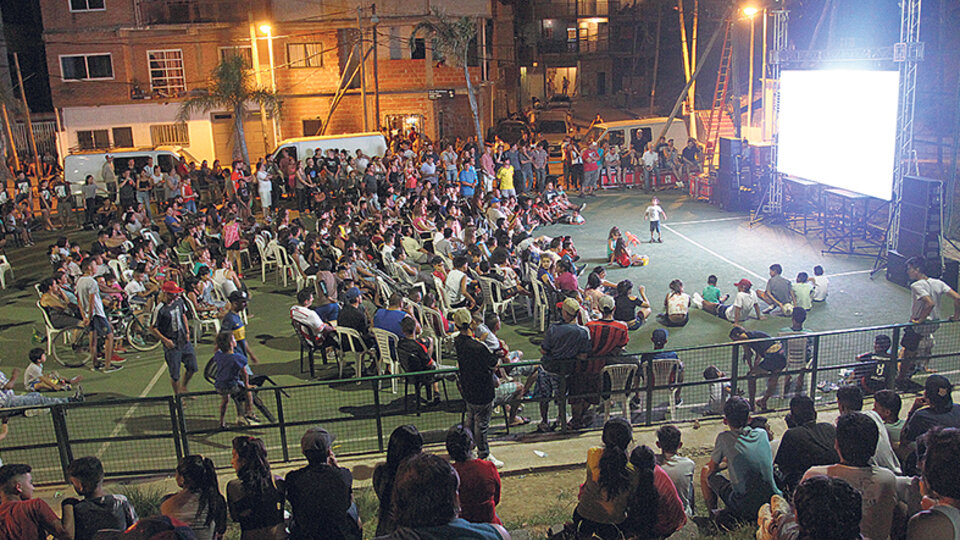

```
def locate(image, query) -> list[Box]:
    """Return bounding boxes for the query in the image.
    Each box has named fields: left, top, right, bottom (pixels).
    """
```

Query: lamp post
left=743, top=7, right=758, bottom=130
left=260, top=24, right=281, bottom=142
left=371, top=5, right=380, bottom=130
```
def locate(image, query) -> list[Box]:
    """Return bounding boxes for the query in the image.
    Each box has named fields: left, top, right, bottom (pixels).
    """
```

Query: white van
left=534, top=109, right=571, bottom=156
left=269, top=132, right=387, bottom=163
left=63, top=146, right=200, bottom=196
left=586, top=118, right=691, bottom=154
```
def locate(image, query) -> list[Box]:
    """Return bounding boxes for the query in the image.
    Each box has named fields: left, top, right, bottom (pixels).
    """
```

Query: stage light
left=742, top=6, right=760, bottom=17
left=776, top=69, right=899, bottom=201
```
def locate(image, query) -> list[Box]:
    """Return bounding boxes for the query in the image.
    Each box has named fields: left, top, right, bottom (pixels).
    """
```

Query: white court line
left=95, top=363, right=168, bottom=459
left=668, top=216, right=747, bottom=226
left=661, top=224, right=765, bottom=280
left=824, top=269, right=873, bottom=278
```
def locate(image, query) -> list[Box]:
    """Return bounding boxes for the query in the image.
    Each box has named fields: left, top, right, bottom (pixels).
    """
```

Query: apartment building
left=40, top=0, right=516, bottom=164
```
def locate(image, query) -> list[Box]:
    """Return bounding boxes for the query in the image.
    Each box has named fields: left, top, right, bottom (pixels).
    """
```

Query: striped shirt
left=586, top=319, right=630, bottom=357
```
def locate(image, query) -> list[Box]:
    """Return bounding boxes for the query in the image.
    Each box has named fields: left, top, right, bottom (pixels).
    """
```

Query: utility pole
left=13, top=53, right=39, bottom=179
left=689, top=0, right=698, bottom=138
left=371, top=4, right=381, bottom=130
left=649, top=2, right=663, bottom=114
left=249, top=15, right=270, bottom=154
left=1, top=103, right=19, bottom=172
left=358, top=6, right=369, bottom=131
left=677, top=0, right=692, bottom=99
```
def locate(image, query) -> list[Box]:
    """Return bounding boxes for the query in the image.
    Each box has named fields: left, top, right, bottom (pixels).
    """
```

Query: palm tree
left=176, top=55, right=280, bottom=165
left=411, top=9, right=484, bottom=145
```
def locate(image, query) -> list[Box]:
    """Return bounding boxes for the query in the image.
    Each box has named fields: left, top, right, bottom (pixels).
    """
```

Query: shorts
left=164, top=342, right=198, bottom=382
left=501, top=189, right=516, bottom=199
left=650, top=221, right=661, bottom=234
left=216, top=382, right=245, bottom=397
left=88, top=315, right=113, bottom=337
left=583, top=168, right=600, bottom=189
left=494, top=381, right=521, bottom=406
left=759, top=351, right=787, bottom=372
left=716, top=305, right=730, bottom=319
left=532, top=368, right=564, bottom=401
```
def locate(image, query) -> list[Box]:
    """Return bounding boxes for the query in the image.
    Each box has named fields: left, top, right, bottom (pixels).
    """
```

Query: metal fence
left=5, top=319, right=960, bottom=484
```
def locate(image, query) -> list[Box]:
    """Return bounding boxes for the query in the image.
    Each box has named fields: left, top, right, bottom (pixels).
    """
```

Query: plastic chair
left=273, top=245, right=296, bottom=288
left=530, top=279, right=549, bottom=333
left=37, top=302, right=58, bottom=355
left=602, top=364, right=638, bottom=423
left=185, top=297, right=221, bottom=346
left=107, top=259, right=127, bottom=286
left=255, top=236, right=279, bottom=283
left=34, top=283, right=42, bottom=297
left=649, top=358, right=681, bottom=421
left=0, top=255, right=13, bottom=289
left=372, top=328, right=400, bottom=393
left=478, top=276, right=517, bottom=324
left=421, top=305, right=458, bottom=367
left=334, top=326, right=373, bottom=380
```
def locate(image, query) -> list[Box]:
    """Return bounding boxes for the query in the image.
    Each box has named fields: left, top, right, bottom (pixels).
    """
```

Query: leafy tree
left=176, top=55, right=280, bottom=164
left=411, top=9, right=484, bottom=145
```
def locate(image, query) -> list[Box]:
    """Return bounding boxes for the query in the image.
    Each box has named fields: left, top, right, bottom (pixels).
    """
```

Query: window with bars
left=112, top=127, right=133, bottom=147
left=218, top=46, right=253, bottom=69
left=287, top=43, right=324, bottom=68
left=147, top=50, right=186, bottom=97
left=61, top=54, right=114, bottom=80
left=150, top=124, right=190, bottom=146
left=77, top=130, right=110, bottom=150
left=69, top=0, right=105, bottom=11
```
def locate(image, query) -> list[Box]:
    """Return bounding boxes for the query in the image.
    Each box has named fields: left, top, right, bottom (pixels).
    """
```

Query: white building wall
left=59, top=103, right=217, bottom=162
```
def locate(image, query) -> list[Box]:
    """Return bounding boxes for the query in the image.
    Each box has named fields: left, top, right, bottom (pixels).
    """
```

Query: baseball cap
left=344, top=287, right=362, bottom=302
left=301, top=426, right=336, bottom=456
left=734, top=278, right=752, bottom=288
left=561, top=297, right=580, bottom=317
left=652, top=328, right=669, bottom=344
left=490, top=197, right=500, bottom=203
left=161, top=281, right=183, bottom=294
left=228, top=290, right=249, bottom=303
left=598, top=295, right=615, bottom=313
left=925, top=374, right=953, bottom=408
left=451, top=308, right=473, bottom=328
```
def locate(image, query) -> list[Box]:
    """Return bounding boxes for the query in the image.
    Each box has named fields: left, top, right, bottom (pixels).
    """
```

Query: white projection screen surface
left=777, top=70, right=900, bottom=201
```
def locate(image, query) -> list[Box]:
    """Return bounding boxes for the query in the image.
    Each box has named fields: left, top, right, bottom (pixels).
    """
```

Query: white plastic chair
left=37, top=302, right=58, bottom=355
left=602, top=363, right=638, bottom=423
left=185, top=297, right=221, bottom=346
left=649, top=358, right=681, bottom=421
left=107, top=259, right=127, bottom=285
left=335, top=326, right=374, bottom=380
left=372, top=328, right=400, bottom=393
left=273, top=245, right=296, bottom=288
left=0, top=255, right=13, bottom=289
left=421, top=305, right=458, bottom=367
left=478, top=276, right=517, bottom=324
left=255, top=236, right=279, bottom=283
left=34, top=283, right=42, bottom=297
left=530, top=279, right=548, bottom=333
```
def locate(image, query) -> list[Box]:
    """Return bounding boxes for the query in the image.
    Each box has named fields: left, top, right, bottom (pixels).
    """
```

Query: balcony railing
left=139, top=0, right=265, bottom=25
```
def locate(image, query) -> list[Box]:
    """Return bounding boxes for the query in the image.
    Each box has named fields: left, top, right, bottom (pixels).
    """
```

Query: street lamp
left=259, top=24, right=280, bottom=142
left=742, top=6, right=760, bottom=17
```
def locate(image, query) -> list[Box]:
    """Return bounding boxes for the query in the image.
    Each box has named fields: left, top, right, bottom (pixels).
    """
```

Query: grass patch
left=114, top=484, right=166, bottom=519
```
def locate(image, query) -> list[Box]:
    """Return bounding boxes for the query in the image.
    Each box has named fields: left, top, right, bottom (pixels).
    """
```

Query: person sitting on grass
left=161, top=455, right=227, bottom=540
left=774, top=395, right=839, bottom=495
left=622, top=445, right=687, bottom=539
left=691, top=274, right=728, bottom=309
left=873, top=389, right=906, bottom=460
left=701, top=278, right=764, bottom=325
left=226, top=436, right=285, bottom=539
left=61, top=456, right=137, bottom=540
left=0, top=357, right=83, bottom=409
left=373, top=425, right=424, bottom=537
left=613, top=280, right=651, bottom=331
left=611, top=237, right=647, bottom=268
left=657, top=279, right=690, bottom=327
left=700, top=396, right=781, bottom=524
left=445, top=424, right=503, bottom=526
left=212, top=331, right=257, bottom=429
left=0, top=463, right=70, bottom=539
left=572, top=417, right=635, bottom=539
left=656, top=424, right=696, bottom=517
left=906, top=427, right=960, bottom=539
left=836, top=385, right=901, bottom=474
left=23, top=348, right=81, bottom=392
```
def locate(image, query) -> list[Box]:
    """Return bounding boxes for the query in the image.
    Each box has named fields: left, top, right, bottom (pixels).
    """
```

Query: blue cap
left=652, top=328, right=668, bottom=344
left=490, top=197, right=500, bottom=203
left=345, top=287, right=362, bottom=301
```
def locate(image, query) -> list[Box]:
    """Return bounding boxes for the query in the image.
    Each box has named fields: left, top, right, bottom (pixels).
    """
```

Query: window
left=287, top=43, right=324, bottom=68
left=150, top=124, right=190, bottom=146
left=389, top=27, right=402, bottom=60
left=77, top=130, right=110, bottom=150
left=147, top=50, right=185, bottom=97
left=112, top=127, right=133, bottom=147
left=411, top=38, right=426, bottom=60
left=69, top=0, right=105, bottom=11
left=302, top=119, right=323, bottom=137
left=60, top=54, right=114, bottom=81
left=218, top=46, right=253, bottom=69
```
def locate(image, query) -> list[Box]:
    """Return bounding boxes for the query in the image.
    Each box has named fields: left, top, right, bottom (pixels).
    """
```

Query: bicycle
left=202, top=357, right=286, bottom=423
left=51, top=306, right=160, bottom=368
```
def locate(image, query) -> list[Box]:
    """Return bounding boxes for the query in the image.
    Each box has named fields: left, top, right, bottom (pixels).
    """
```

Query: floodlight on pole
left=259, top=24, right=272, bottom=34
left=742, top=6, right=759, bottom=17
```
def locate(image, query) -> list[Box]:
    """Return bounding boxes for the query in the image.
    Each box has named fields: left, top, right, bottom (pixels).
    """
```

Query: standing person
left=37, top=179, right=55, bottom=231
left=453, top=309, right=505, bottom=469
left=532, top=141, right=548, bottom=192
left=213, top=332, right=256, bottom=428
left=581, top=142, right=600, bottom=198
left=76, top=258, right=123, bottom=372
left=160, top=455, right=227, bottom=540
left=100, top=155, right=116, bottom=200
left=569, top=141, right=583, bottom=192
left=221, top=290, right=260, bottom=371
left=53, top=176, right=75, bottom=228
left=226, top=436, right=286, bottom=539
left=729, top=326, right=785, bottom=411
left=480, top=143, right=497, bottom=194
left=644, top=197, right=666, bottom=243
left=136, top=168, right=153, bottom=220
left=900, top=257, right=960, bottom=385
left=256, top=162, right=272, bottom=222
left=700, top=396, right=781, bottom=523
left=519, top=143, right=534, bottom=193
left=459, top=157, right=478, bottom=199
left=286, top=427, right=362, bottom=540
left=445, top=425, right=503, bottom=525
left=81, top=175, right=98, bottom=227
left=441, top=144, right=458, bottom=186
left=150, top=281, right=196, bottom=395
left=61, top=457, right=138, bottom=540
left=0, top=464, right=70, bottom=539
left=641, top=143, right=659, bottom=191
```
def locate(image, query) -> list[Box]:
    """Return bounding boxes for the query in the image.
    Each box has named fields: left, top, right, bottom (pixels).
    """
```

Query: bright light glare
left=259, top=24, right=272, bottom=34
left=742, top=7, right=759, bottom=17
left=776, top=70, right=899, bottom=201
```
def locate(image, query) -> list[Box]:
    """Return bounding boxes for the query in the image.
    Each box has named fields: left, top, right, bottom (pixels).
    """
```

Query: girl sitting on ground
left=161, top=455, right=227, bottom=540
left=657, top=279, right=691, bottom=327
left=607, top=227, right=622, bottom=263
left=611, top=237, right=648, bottom=268
left=572, top=417, right=635, bottom=540
left=614, top=279, right=652, bottom=331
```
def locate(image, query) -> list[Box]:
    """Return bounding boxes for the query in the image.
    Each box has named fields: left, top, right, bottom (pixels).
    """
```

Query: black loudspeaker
left=943, top=259, right=960, bottom=291
left=718, top=137, right=743, bottom=173
left=897, top=176, right=942, bottom=260
left=886, top=250, right=910, bottom=288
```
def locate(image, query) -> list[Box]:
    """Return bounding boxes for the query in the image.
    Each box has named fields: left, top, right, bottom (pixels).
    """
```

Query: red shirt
left=651, top=465, right=687, bottom=537
left=452, top=459, right=502, bottom=525
left=586, top=319, right=630, bottom=357
left=0, top=499, right=61, bottom=540
left=582, top=148, right=600, bottom=172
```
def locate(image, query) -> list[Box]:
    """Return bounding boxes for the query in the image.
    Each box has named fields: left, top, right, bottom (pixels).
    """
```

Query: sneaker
left=99, top=364, right=124, bottom=373
left=24, top=408, right=50, bottom=417
left=691, top=292, right=703, bottom=309
left=110, top=355, right=127, bottom=364
left=236, top=415, right=251, bottom=426
left=485, top=454, right=504, bottom=469
left=73, top=385, right=85, bottom=403
left=245, top=414, right=262, bottom=425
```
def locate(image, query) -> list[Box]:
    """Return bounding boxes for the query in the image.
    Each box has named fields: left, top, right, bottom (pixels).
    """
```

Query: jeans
left=445, top=169, right=457, bottom=185
left=534, top=167, right=546, bottom=192
left=313, top=303, right=340, bottom=322
left=464, top=400, right=493, bottom=459
left=5, top=393, right=69, bottom=408
left=183, top=200, right=197, bottom=214
left=136, top=191, right=152, bottom=219
left=520, top=166, right=533, bottom=192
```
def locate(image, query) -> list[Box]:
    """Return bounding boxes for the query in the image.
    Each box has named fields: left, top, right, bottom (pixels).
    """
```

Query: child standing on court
left=644, top=197, right=667, bottom=243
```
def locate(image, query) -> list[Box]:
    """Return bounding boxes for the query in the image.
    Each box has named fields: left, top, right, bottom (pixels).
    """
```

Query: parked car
left=269, top=132, right=387, bottom=162
left=490, top=120, right=531, bottom=146
left=63, top=146, right=198, bottom=196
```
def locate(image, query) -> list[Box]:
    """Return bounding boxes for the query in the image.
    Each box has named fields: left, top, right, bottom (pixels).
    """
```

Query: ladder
left=703, top=20, right=734, bottom=171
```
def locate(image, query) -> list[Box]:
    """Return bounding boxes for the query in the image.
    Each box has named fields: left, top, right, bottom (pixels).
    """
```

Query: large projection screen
left=777, top=70, right=899, bottom=201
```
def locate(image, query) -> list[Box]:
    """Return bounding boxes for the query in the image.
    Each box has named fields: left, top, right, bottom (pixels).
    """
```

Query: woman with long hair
left=161, top=455, right=227, bottom=540
left=445, top=424, right=503, bottom=525
left=226, top=436, right=285, bottom=539
left=623, top=445, right=686, bottom=539
left=573, top=417, right=636, bottom=539
left=658, top=279, right=691, bottom=327
left=614, top=279, right=652, bottom=331
left=373, top=425, right=423, bottom=536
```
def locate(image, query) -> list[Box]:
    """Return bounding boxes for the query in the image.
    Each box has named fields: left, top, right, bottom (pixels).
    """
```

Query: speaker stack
left=886, top=176, right=943, bottom=288
left=714, top=137, right=753, bottom=212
